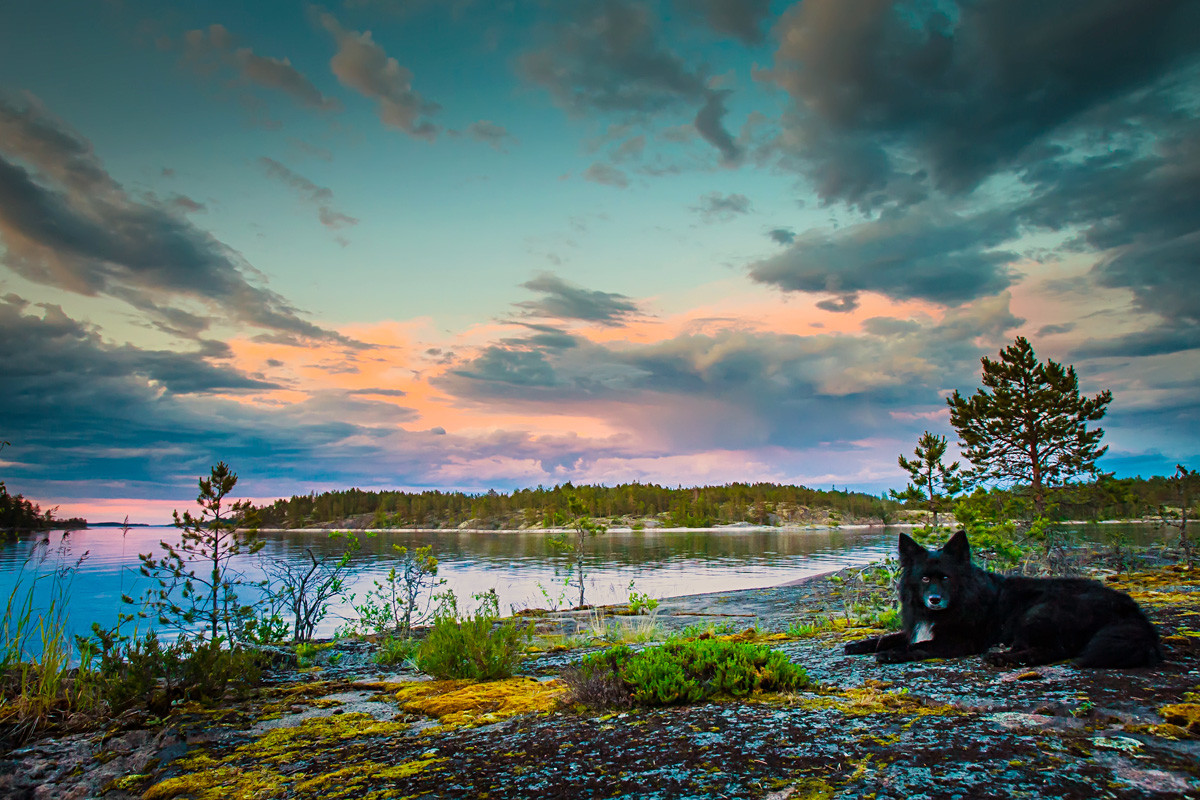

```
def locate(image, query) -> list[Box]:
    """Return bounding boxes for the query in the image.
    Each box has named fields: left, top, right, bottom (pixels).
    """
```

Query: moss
left=394, top=677, right=566, bottom=729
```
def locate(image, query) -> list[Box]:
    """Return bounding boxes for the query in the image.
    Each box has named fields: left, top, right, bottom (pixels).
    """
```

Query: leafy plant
left=1160, top=464, right=1198, bottom=564
left=374, top=634, right=418, bottom=667
left=626, top=582, right=659, bottom=615
left=265, top=531, right=361, bottom=641
left=546, top=492, right=608, bottom=609
left=567, top=638, right=808, bottom=708
left=348, top=543, right=444, bottom=636
left=415, top=590, right=531, bottom=680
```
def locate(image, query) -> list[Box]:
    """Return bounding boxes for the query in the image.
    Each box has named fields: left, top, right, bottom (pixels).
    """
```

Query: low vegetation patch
left=564, top=638, right=809, bottom=709
left=415, top=590, right=531, bottom=680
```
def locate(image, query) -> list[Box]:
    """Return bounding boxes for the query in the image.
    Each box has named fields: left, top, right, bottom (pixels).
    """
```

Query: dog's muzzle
left=923, top=592, right=947, bottom=610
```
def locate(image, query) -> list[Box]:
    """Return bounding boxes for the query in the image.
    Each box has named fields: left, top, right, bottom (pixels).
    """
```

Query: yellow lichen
left=1157, top=703, right=1200, bottom=734
left=142, top=713, right=413, bottom=799
left=142, top=762, right=284, bottom=800
left=793, top=682, right=959, bottom=719
left=394, top=677, right=567, bottom=728
left=290, top=758, right=446, bottom=798
left=245, top=713, right=409, bottom=764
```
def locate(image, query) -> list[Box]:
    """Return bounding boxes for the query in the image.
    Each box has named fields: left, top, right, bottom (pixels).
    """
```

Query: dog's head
left=898, top=530, right=972, bottom=611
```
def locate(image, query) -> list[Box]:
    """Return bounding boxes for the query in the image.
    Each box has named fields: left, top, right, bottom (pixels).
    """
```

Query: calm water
left=0, top=522, right=1163, bottom=649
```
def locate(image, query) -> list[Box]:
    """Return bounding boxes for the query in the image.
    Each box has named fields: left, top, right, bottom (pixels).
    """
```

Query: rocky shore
left=3, top=564, right=1198, bottom=799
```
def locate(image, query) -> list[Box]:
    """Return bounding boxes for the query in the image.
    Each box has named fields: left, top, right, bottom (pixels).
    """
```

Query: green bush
left=568, top=638, right=808, bottom=708
left=415, top=590, right=530, bottom=680
left=374, top=635, right=418, bottom=667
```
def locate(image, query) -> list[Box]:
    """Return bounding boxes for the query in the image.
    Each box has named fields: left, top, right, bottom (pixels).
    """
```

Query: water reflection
left=0, top=522, right=1166, bottom=645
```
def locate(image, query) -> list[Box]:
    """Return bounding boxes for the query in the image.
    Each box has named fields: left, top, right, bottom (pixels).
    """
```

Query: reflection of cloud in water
left=1, top=524, right=1158, bottom=644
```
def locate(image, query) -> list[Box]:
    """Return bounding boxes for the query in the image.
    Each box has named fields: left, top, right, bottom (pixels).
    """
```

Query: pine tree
left=139, top=462, right=263, bottom=645
left=890, top=431, right=962, bottom=528
left=947, top=337, right=1112, bottom=516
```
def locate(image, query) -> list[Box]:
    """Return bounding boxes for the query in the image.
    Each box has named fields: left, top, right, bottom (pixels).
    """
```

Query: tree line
left=253, top=482, right=899, bottom=529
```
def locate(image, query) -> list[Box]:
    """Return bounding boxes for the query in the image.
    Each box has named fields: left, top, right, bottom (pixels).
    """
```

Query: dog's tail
left=1072, top=621, right=1164, bottom=668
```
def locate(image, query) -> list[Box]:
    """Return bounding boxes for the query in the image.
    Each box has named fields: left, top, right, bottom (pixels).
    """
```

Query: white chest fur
left=911, top=621, right=935, bottom=644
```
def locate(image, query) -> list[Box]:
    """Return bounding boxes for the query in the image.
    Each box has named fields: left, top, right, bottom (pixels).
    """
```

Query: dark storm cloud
left=0, top=94, right=355, bottom=344
left=677, top=0, right=771, bottom=45
left=449, top=347, right=560, bottom=389
left=259, top=157, right=359, bottom=231
left=0, top=296, right=433, bottom=499
left=749, top=205, right=1019, bottom=305
left=762, top=0, right=1200, bottom=208
left=316, top=10, right=440, bottom=140
left=692, top=192, right=750, bottom=222
left=517, top=1, right=741, bottom=162
left=515, top=273, right=641, bottom=325
left=1072, top=325, right=1200, bottom=359
left=436, top=294, right=1024, bottom=451
left=1016, top=130, right=1200, bottom=328
left=181, top=24, right=343, bottom=113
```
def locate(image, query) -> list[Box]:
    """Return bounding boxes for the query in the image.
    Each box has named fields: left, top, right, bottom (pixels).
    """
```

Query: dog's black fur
left=843, top=530, right=1163, bottom=668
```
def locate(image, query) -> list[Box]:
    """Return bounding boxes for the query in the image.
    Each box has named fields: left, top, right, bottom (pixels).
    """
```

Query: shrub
left=348, top=543, right=444, bottom=637
left=375, top=635, right=418, bottom=667
left=566, top=638, right=808, bottom=708
left=416, top=591, right=530, bottom=680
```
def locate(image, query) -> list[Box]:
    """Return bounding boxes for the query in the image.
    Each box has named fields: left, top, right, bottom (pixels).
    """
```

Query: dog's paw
left=843, top=639, right=875, bottom=655
left=982, top=651, right=1017, bottom=668
left=875, top=649, right=909, bottom=664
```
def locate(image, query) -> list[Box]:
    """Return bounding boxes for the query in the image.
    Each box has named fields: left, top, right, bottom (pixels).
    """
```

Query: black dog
left=844, top=530, right=1162, bottom=668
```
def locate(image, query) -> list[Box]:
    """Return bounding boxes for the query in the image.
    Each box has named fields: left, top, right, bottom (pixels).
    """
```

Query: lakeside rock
left=3, top=564, right=1198, bottom=799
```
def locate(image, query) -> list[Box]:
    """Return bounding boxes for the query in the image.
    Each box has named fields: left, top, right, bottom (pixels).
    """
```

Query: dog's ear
left=898, top=533, right=926, bottom=566
left=942, top=528, right=972, bottom=563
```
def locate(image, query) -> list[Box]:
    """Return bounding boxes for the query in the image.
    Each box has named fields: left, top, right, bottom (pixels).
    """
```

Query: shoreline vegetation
left=244, top=474, right=1194, bottom=534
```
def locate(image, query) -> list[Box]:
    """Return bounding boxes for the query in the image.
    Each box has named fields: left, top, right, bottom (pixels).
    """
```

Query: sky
left=1, top=0, right=1198, bottom=524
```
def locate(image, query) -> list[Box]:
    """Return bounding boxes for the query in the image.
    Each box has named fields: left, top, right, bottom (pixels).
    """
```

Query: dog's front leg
left=844, top=631, right=908, bottom=655
left=876, top=639, right=983, bottom=663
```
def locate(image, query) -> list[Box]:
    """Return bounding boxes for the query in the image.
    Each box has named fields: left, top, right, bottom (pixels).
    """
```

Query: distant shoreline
left=252, top=518, right=1164, bottom=535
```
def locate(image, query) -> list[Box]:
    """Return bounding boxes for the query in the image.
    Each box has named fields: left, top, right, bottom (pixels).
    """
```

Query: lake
left=0, top=521, right=1163, bottom=651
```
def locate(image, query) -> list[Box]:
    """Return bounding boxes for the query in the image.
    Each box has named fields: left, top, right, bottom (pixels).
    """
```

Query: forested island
left=250, top=473, right=1193, bottom=531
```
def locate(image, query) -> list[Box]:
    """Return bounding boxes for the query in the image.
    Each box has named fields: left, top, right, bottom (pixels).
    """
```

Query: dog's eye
left=921, top=576, right=930, bottom=583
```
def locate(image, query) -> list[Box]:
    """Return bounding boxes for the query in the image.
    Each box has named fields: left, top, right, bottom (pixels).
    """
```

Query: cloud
left=514, top=273, right=641, bottom=325
left=463, top=120, right=512, bottom=149
left=760, top=0, right=1200, bottom=209
left=678, top=0, right=771, bottom=45
left=517, top=1, right=740, bottom=162
left=436, top=293, right=1025, bottom=452
left=582, top=162, right=629, bottom=188
left=181, top=24, right=343, bottom=112
left=748, top=204, right=1018, bottom=306
left=0, top=94, right=352, bottom=344
left=1016, top=129, right=1200, bottom=329
left=259, top=156, right=358, bottom=231
left=692, top=192, right=751, bottom=222
left=316, top=10, right=440, bottom=140
left=767, top=227, right=795, bottom=245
